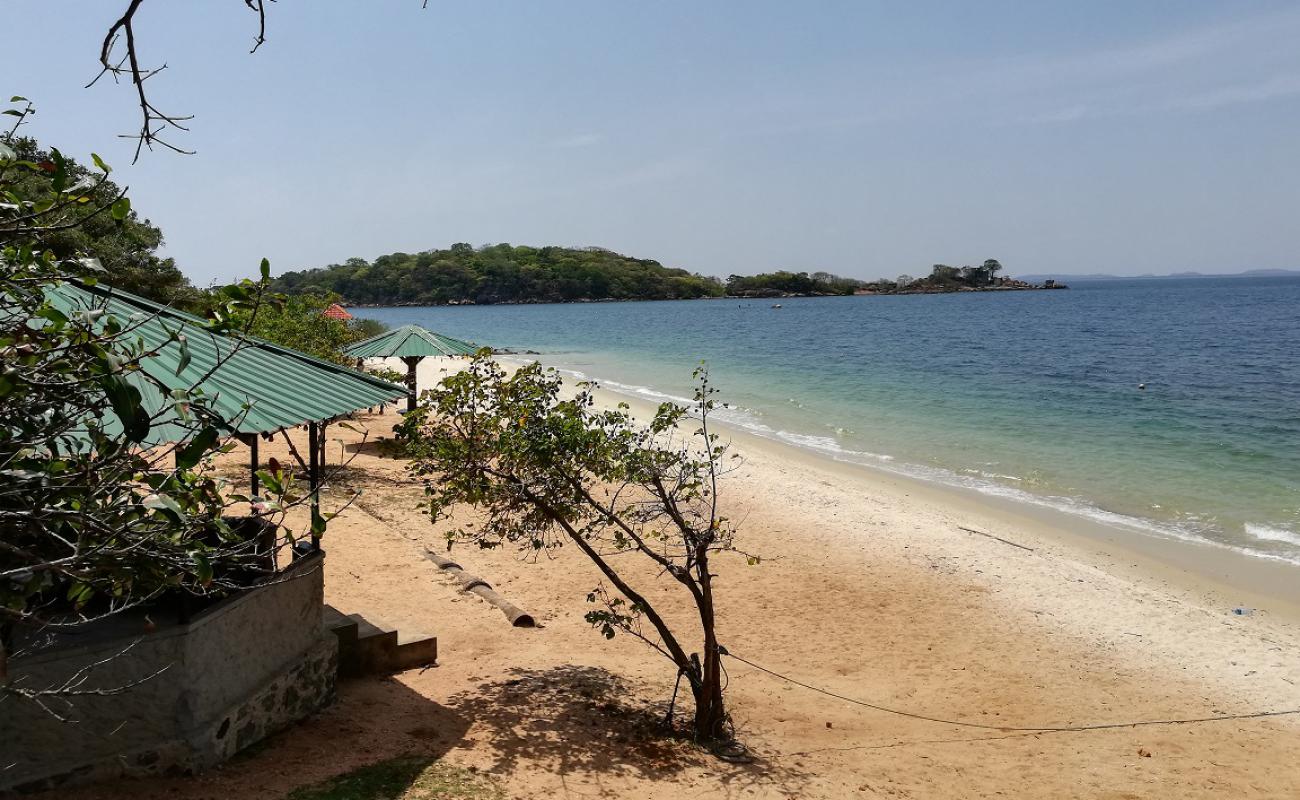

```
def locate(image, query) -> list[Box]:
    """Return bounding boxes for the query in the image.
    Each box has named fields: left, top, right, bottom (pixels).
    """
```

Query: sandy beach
left=45, top=360, right=1300, bottom=799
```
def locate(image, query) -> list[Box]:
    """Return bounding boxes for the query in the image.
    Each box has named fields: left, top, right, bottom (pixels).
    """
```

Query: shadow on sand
left=447, top=664, right=810, bottom=797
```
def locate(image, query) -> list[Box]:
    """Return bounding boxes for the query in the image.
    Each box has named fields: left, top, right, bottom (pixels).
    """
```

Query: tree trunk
left=403, top=356, right=420, bottom=413
left=691, top=549, right=729, bottom=741
left=692, top=648, right=728, bottom=740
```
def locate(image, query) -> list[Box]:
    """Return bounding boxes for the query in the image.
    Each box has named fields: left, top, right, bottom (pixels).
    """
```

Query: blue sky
left=8, top=1, right=1300, bottom=283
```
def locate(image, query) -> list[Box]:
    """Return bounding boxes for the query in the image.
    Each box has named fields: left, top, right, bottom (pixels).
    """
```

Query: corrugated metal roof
left=344, top=324, right=480, bottom=359
left=45, top=281, right=406, bottom=443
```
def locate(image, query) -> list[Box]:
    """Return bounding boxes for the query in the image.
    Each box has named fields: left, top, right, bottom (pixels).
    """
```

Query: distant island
left=1016, top=268, right=1300, bottom=282
left=273, top=245, right=1064, bottom=305
left=729, top=261, right=1066, bottom=298
left=273, top=244, right=724, bottom=305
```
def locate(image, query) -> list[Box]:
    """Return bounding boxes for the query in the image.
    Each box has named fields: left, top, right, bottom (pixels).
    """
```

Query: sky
left=7, top=1, right=1300, bottom=284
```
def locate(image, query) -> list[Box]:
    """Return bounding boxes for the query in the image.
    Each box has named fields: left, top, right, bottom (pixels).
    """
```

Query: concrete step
left=393, top=632, right=438, bottom=671
left=324, top=605, right=438, bottom=677
left=323, top=605, right=358, bottom=641
left=348, top=613, right=398, bottom=675
left=323, top=605, right=362, bottom=678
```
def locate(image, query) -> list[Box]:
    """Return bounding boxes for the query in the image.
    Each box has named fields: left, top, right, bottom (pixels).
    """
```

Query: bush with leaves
left=398, top=355, right=753, bottom=749
left=350, top=316, right=388, bottom=340
left=1, top=133, right=196, bottom=306
left=0, top=99, right=312, bottom=705
left=192, top=290, right=379, bottom=366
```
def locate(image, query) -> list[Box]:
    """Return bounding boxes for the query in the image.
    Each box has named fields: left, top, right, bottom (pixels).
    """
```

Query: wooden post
left=403, top=356, right=420, bottom=413
left=249, top=434, right=260, bottom=508
left=308, top=421, right=321, bottom=552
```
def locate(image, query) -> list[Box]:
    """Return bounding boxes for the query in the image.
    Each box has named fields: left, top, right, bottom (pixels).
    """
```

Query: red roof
left=322, top=303, right=353, bottom=321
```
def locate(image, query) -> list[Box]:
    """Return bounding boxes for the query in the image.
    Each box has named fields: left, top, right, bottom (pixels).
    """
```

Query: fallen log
left=422, top=548, right=536, bottom=627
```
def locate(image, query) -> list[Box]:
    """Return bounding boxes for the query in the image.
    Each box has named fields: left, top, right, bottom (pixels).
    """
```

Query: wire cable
left=720, top=647, right=1300, bottom=733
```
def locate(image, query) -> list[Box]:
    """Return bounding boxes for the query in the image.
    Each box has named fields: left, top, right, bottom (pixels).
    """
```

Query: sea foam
left=1244, top=523, right=1300, bottom=548
left=536, top=360, right=1300, bottom=569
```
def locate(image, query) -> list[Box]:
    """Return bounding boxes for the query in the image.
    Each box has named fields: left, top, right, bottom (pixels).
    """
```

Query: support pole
left=249, top=435, right=260, bottom=504
left=308, top=421, right=321, bottom=552
left=403, top=356, right=421, bottom=413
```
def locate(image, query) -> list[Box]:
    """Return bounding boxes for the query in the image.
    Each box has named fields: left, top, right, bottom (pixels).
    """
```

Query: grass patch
left=286, top=756, right=503, bottom=800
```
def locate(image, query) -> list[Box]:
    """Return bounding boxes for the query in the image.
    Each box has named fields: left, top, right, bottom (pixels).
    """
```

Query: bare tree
left=86, top=1, right=425, bottom=161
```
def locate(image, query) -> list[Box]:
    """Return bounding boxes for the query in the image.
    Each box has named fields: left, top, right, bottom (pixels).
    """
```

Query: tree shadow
left=447, top=664, right=810, bottom=796
left=281, top=754, right=503, bottom=800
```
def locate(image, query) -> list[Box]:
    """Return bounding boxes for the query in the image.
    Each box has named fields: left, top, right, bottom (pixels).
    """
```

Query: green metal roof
left=45, top=281, right=406, bottom=443
left=344, top=324, right=481, bottom=359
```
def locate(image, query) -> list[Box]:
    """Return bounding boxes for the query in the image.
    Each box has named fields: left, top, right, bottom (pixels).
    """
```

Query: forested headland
left=725, top=270, right=866, bottom=297
left=272, top=245, right=1046, bottom=306
left=272, top=244, right=725, bottom=305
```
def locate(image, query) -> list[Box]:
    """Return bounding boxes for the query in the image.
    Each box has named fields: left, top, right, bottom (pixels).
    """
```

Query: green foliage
left=195, top=291, right=373, bottom=365
left=915, top=259, right=1004, bottom=290
left=725, top=270, right=864, bottom=297
left=285, top=756, right=502, bottom=800
left=3, top=136, right=197, bottom=306
left=366, top=365, right=407, bottom=384
left=397, top=355, right=744, bottom=741
left=244, top=294, right=358, bottom=364
left=351, top=316, right=388, bottom=339
left=857, top=258, right=1009, bottom=294
left=0, top=100, right=304, bottom=689
left=274, top=244, right=725, bottom=305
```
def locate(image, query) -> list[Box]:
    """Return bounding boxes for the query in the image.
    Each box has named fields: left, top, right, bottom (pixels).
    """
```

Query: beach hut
left=46, top=280, right=407, bottom=550
left=344, top=324, right=481, bottom=412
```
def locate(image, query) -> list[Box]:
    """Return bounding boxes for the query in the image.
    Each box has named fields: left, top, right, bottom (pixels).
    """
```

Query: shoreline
left=398, top=355, right=1300, bottom=795
left=582, top=379, right=1300, bottom=622
left=343, top=285, right=1065, bottom=309
left=478, top=354, right=1300, bottom=621
left=406, top=352, right=1300, bottom=622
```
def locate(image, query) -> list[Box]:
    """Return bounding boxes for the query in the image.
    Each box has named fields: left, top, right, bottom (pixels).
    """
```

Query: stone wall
left=1, top=552, right=337, bottom=793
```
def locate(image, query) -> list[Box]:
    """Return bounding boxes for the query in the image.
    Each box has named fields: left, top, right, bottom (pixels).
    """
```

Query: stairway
left=323, top=605, right=437, bottom=678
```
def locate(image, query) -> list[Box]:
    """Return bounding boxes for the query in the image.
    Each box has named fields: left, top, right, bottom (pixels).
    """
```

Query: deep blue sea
left=365, top=277, right=1300, bottom=566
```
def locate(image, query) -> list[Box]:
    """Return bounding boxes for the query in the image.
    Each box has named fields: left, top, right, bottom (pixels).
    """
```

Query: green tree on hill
left=273, top=244, right=725, bottom=305
left=725, top=270, right=863, bottom=297
left=4, top=137, right=196, bottom=306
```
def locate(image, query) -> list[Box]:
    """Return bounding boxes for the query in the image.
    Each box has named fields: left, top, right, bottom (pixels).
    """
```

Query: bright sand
left=49, top=357, right=1300, bottom=799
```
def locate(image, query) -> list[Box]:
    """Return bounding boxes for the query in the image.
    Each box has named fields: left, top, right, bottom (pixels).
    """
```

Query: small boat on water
left=771, top=303, right=783, bottom=309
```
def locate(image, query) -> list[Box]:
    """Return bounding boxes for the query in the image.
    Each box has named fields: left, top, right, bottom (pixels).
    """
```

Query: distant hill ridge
left=273, top=244, right=725, bottom=305
left=1016, top=268, right=1300, bottom=282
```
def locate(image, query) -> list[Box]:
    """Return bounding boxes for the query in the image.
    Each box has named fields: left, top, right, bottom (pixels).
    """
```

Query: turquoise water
left=365, top=277, right=1300, bottom=566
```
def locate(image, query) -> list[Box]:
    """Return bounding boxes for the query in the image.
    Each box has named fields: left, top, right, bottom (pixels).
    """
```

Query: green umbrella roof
left=344, top=324, right=481, bottom=359
left=45, top=281, right=406, bottom=443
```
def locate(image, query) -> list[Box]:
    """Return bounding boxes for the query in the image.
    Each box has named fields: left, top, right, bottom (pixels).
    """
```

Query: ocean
left=364, top=277, right=1300, bottom=566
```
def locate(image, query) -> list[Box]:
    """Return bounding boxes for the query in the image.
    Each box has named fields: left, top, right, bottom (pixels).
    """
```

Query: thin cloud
left=1170, top=74, right=1300, bottom=111
left=760, top=6, right=1300, bottom=133
left=1023, top=105, right=1091, bottom=124
left=554, top=132, right=604, bottom=148
left=603, top=155, right=699, bottom=188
